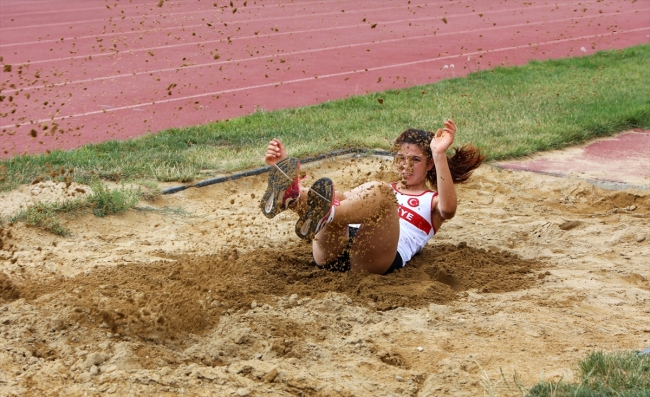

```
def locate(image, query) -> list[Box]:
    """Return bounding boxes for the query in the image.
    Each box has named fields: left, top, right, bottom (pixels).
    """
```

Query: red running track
left=1, top=0, right=648, bottom=158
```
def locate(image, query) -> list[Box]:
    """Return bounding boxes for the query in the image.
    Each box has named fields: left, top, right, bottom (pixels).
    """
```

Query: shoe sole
left=295, top=177, right=333, bottom=241
left=260, top=157, right=300, bottom=219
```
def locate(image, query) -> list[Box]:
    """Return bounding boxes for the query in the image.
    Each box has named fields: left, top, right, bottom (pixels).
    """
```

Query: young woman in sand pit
left=260, top=120, right=485, bottom=275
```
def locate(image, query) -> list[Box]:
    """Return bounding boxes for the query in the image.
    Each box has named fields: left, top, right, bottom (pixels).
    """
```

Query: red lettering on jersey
left=398, top=205, right=432, bottom=234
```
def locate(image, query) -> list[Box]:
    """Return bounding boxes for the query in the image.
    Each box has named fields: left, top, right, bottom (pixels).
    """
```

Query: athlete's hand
left=265, top=138, right=288, bottom=166
left=431, top=119, right=456, bottom=155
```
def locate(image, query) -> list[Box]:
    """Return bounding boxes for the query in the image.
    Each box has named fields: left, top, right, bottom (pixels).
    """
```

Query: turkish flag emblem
left=407, top=197, right=420, bottom=207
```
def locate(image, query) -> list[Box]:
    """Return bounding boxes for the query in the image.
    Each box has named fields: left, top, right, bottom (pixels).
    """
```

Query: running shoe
left=295, top=177, right=335, bottom=240
left=260, top=157, right=301, bottom=218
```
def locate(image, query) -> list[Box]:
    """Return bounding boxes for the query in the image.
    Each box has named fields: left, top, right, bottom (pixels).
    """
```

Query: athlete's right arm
left=265, top=138, right=288, bottom=166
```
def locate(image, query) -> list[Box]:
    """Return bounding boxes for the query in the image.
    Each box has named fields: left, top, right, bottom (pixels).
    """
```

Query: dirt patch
left=0, top=225, right=15, bottom=253
left=0, top=272, right=19, bottom=300
left=0, top=180, right=92, bottom=218
left=13, top=242, right=542, bottom=344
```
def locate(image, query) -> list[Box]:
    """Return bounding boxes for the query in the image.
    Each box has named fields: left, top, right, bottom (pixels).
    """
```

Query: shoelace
left=274, top=162, right=331, bottom=203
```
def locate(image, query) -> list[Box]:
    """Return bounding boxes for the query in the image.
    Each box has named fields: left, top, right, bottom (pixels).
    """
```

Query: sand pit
left=1, top=156, right=649, bottom=396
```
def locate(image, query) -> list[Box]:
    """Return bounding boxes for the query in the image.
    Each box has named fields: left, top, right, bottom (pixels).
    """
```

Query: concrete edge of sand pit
left=161, top=148, right=393, bottom=195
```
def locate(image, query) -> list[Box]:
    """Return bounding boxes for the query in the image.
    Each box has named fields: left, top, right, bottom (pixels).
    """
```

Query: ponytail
left=394, top=129, right=486, bottom=189
left=427, top=143, right=485, bottom=187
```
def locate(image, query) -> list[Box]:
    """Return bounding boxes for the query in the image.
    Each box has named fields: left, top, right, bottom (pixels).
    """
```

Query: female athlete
left=260, top=120, right=485, bottom=275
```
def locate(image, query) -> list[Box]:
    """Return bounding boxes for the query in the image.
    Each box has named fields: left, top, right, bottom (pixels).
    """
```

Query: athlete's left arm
left=430, top=120, right=458, bottom=230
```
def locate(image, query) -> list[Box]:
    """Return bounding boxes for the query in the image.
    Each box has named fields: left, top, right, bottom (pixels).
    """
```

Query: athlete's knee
left=376, top=182, right=393, bottom=194
left=358, top=181, right=392, bottom=195
left=370, top=182, right=396, bottom=204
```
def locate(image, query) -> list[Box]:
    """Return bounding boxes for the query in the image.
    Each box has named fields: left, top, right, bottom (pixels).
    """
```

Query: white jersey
left=392, top=183, right=437, bottom=266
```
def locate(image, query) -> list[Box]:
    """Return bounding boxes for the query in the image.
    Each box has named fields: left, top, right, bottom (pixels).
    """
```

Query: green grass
left=10, top=182, right=141, bottom=235
left=12, top=203, right=73, bottom=236
left=132, top=180, right=162, bottom=202
left=86, top=182, right=140, bottom=217
left=525, top=350, right=650, bottom=397
left=1, top=44, right=649, bottom=192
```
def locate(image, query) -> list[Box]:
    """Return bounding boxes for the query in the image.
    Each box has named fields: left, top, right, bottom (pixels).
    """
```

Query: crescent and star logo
left=407, top=197, right=420, bottom=207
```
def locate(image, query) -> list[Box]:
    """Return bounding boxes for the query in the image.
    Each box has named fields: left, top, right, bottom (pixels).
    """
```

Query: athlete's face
left=395, top=143, right=433, bottom=187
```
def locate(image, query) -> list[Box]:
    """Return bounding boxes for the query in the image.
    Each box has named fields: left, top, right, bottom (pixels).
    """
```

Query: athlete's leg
left=328, top=182, right=396, bottom=224
left=312, top=182, right=400, bottom=273
left=310, top=189, right=350, bottom=266
left=348, top=217, right=400, bottom=274
left=344, top=183, right=400, bottom=274
left=260, top=158, right=397, bottom=274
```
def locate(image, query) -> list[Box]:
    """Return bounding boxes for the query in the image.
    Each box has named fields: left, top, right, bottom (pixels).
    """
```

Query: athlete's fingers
left=445, top=120, right=456, bottom=133
left=274, top=139, right=287, bottom=153
left=266, top=142, right=280, bottom=157
left=267, top=142, right=280, bottom=154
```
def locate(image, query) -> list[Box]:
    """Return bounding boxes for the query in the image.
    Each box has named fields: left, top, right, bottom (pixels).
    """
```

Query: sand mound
left=14, top=242, right=542, bottom=344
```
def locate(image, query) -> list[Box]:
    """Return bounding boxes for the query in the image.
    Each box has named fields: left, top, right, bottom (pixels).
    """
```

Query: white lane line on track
left=0, top=3, right=421, bottom=47
left=2, top=27, right=646, bottom=130
left=0, top=0, right=607, bottom=48
left=1, top=5, right=149, bottom=18
left=0, top=0, right=428, bottom=32
left=2, top=8, right=641, bottom=95
left=1, top=0, right=150, bottom=4
left=0, top=0, right=343, bottom=18
left=3, top=0, right=619, bottom=69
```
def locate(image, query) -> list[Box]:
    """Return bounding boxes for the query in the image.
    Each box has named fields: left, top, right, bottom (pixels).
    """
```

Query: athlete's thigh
left=348, top=207, right=400, bottom=274
left=342, top=181, right=385, bottom=201
left=312, top=223, right=349, bottom=266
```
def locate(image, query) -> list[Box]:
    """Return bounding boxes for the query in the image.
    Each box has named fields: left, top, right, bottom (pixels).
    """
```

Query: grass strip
left=9, top=182, right=141, bottom=235
left=1, top=44, right=649, bottom=192
left=525, top=350, right=650, bottom=397
left=86, top=183, right=141, bottom=217
left=11, top=203, right=73, bottom=236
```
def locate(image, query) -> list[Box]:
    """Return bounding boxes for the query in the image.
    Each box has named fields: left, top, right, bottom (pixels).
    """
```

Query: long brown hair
left=394, top=128, right=486, bottom=188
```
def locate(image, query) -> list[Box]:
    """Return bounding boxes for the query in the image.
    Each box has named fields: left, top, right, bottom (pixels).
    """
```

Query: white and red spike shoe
left=260, top=157, right=301, bottom=218
left=295, top=177, right=339, bottom=241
